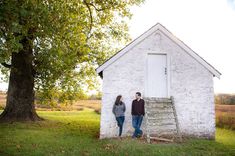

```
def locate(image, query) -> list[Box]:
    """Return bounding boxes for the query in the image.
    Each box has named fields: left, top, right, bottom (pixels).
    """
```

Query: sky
left=0, top=0, right=235, bottom=93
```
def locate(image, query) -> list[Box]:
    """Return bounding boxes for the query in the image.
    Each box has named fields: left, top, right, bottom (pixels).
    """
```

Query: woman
left=112, top=95, right=126, bottom=137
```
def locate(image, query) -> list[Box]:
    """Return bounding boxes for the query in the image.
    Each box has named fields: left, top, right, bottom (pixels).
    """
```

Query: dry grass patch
left=73, top=100, right=101, bottom=114
left=216, top=105, right=235, bottom=130
left=0, top=92, right=6, bottom=109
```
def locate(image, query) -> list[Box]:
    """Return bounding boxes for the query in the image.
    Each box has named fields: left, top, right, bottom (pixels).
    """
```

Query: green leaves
left=0, top=0, right=144, bottom=105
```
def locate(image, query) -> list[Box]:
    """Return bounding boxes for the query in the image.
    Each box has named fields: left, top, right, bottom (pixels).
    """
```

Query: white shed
left=96, top=23, right=221, bottom=139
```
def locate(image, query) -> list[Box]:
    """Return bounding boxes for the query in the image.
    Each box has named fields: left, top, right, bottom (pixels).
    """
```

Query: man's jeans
left=116, top=116, right=125, bottom=136
left=132, top=115, right=143, bottom=138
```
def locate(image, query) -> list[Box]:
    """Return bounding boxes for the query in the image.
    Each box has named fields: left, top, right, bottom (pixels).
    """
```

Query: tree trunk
left=0, top=37, right=42, bottom=122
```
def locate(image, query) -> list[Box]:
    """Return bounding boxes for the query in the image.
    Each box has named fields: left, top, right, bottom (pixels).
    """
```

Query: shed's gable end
left=96, top=23, right=221, bottom=78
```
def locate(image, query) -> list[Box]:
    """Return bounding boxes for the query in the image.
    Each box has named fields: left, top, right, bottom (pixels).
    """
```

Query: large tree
left=0, top=0, right=143, bottom=121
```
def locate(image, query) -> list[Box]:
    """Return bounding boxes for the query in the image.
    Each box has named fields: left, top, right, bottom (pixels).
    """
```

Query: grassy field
left=0, top=109, right=235, bottom=156
left=216, top=105, right=235, bottom=130
left=1, top=91, right=235, bottom=129
left=35, top=100, right=101, bottom=113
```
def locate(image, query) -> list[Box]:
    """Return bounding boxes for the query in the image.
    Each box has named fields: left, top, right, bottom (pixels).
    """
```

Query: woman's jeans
left=132, top=115, right=143, bottom=138
left=116, top=116, right=125, bottom=136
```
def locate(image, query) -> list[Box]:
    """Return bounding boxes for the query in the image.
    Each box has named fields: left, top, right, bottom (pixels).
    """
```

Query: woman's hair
left=115, top=95, right=122, bottom=105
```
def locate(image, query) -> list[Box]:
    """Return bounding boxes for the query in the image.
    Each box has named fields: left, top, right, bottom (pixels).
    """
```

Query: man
left=131, top=92, right=145, bottom=138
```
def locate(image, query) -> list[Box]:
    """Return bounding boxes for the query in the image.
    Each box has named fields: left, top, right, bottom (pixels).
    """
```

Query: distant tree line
left=215, top=94, right=235, bottom=105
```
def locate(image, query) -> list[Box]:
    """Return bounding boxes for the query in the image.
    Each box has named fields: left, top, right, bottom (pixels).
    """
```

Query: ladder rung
left=149, top=136, right=174, bottom=142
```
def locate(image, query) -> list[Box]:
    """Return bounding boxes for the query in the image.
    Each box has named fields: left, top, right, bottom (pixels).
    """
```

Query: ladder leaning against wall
left=145, top=96, right=182, bottom=143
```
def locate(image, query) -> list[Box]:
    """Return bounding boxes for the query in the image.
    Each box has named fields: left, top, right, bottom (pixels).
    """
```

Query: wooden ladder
left=145, top=96, right=182, bottom=143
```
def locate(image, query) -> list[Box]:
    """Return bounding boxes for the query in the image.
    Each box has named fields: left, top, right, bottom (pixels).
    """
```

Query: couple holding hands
left=112, top=92, right=145, bottom=138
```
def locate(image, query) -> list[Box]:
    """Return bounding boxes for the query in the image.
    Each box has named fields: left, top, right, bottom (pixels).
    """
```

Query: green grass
left=0, top=109, right=235, bottom=156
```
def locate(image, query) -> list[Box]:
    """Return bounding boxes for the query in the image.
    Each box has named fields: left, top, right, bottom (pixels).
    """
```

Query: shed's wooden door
left=147, top=54, right=167, bottom=97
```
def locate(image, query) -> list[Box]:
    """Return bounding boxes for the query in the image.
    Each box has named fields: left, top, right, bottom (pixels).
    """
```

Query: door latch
left=165, top=67, right=167, bottom=75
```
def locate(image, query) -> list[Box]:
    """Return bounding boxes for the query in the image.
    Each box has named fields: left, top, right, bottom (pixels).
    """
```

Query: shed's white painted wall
left=100, top=30, right=215, bottom=139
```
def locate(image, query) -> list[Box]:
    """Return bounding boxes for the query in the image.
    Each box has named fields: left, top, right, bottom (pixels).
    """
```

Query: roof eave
left=96, top=23, right=221, bottom=79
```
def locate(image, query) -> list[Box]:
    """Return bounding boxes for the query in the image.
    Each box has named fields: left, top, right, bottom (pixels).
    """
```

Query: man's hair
left=136, top=92, right=141, bottom=97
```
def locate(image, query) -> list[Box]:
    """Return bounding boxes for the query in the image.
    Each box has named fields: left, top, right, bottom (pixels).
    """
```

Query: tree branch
left=83, top=0, right=93, bottom=38
left=1, top=62, right=11, bottom=68
left=88, top=2, right=111, bottom=12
